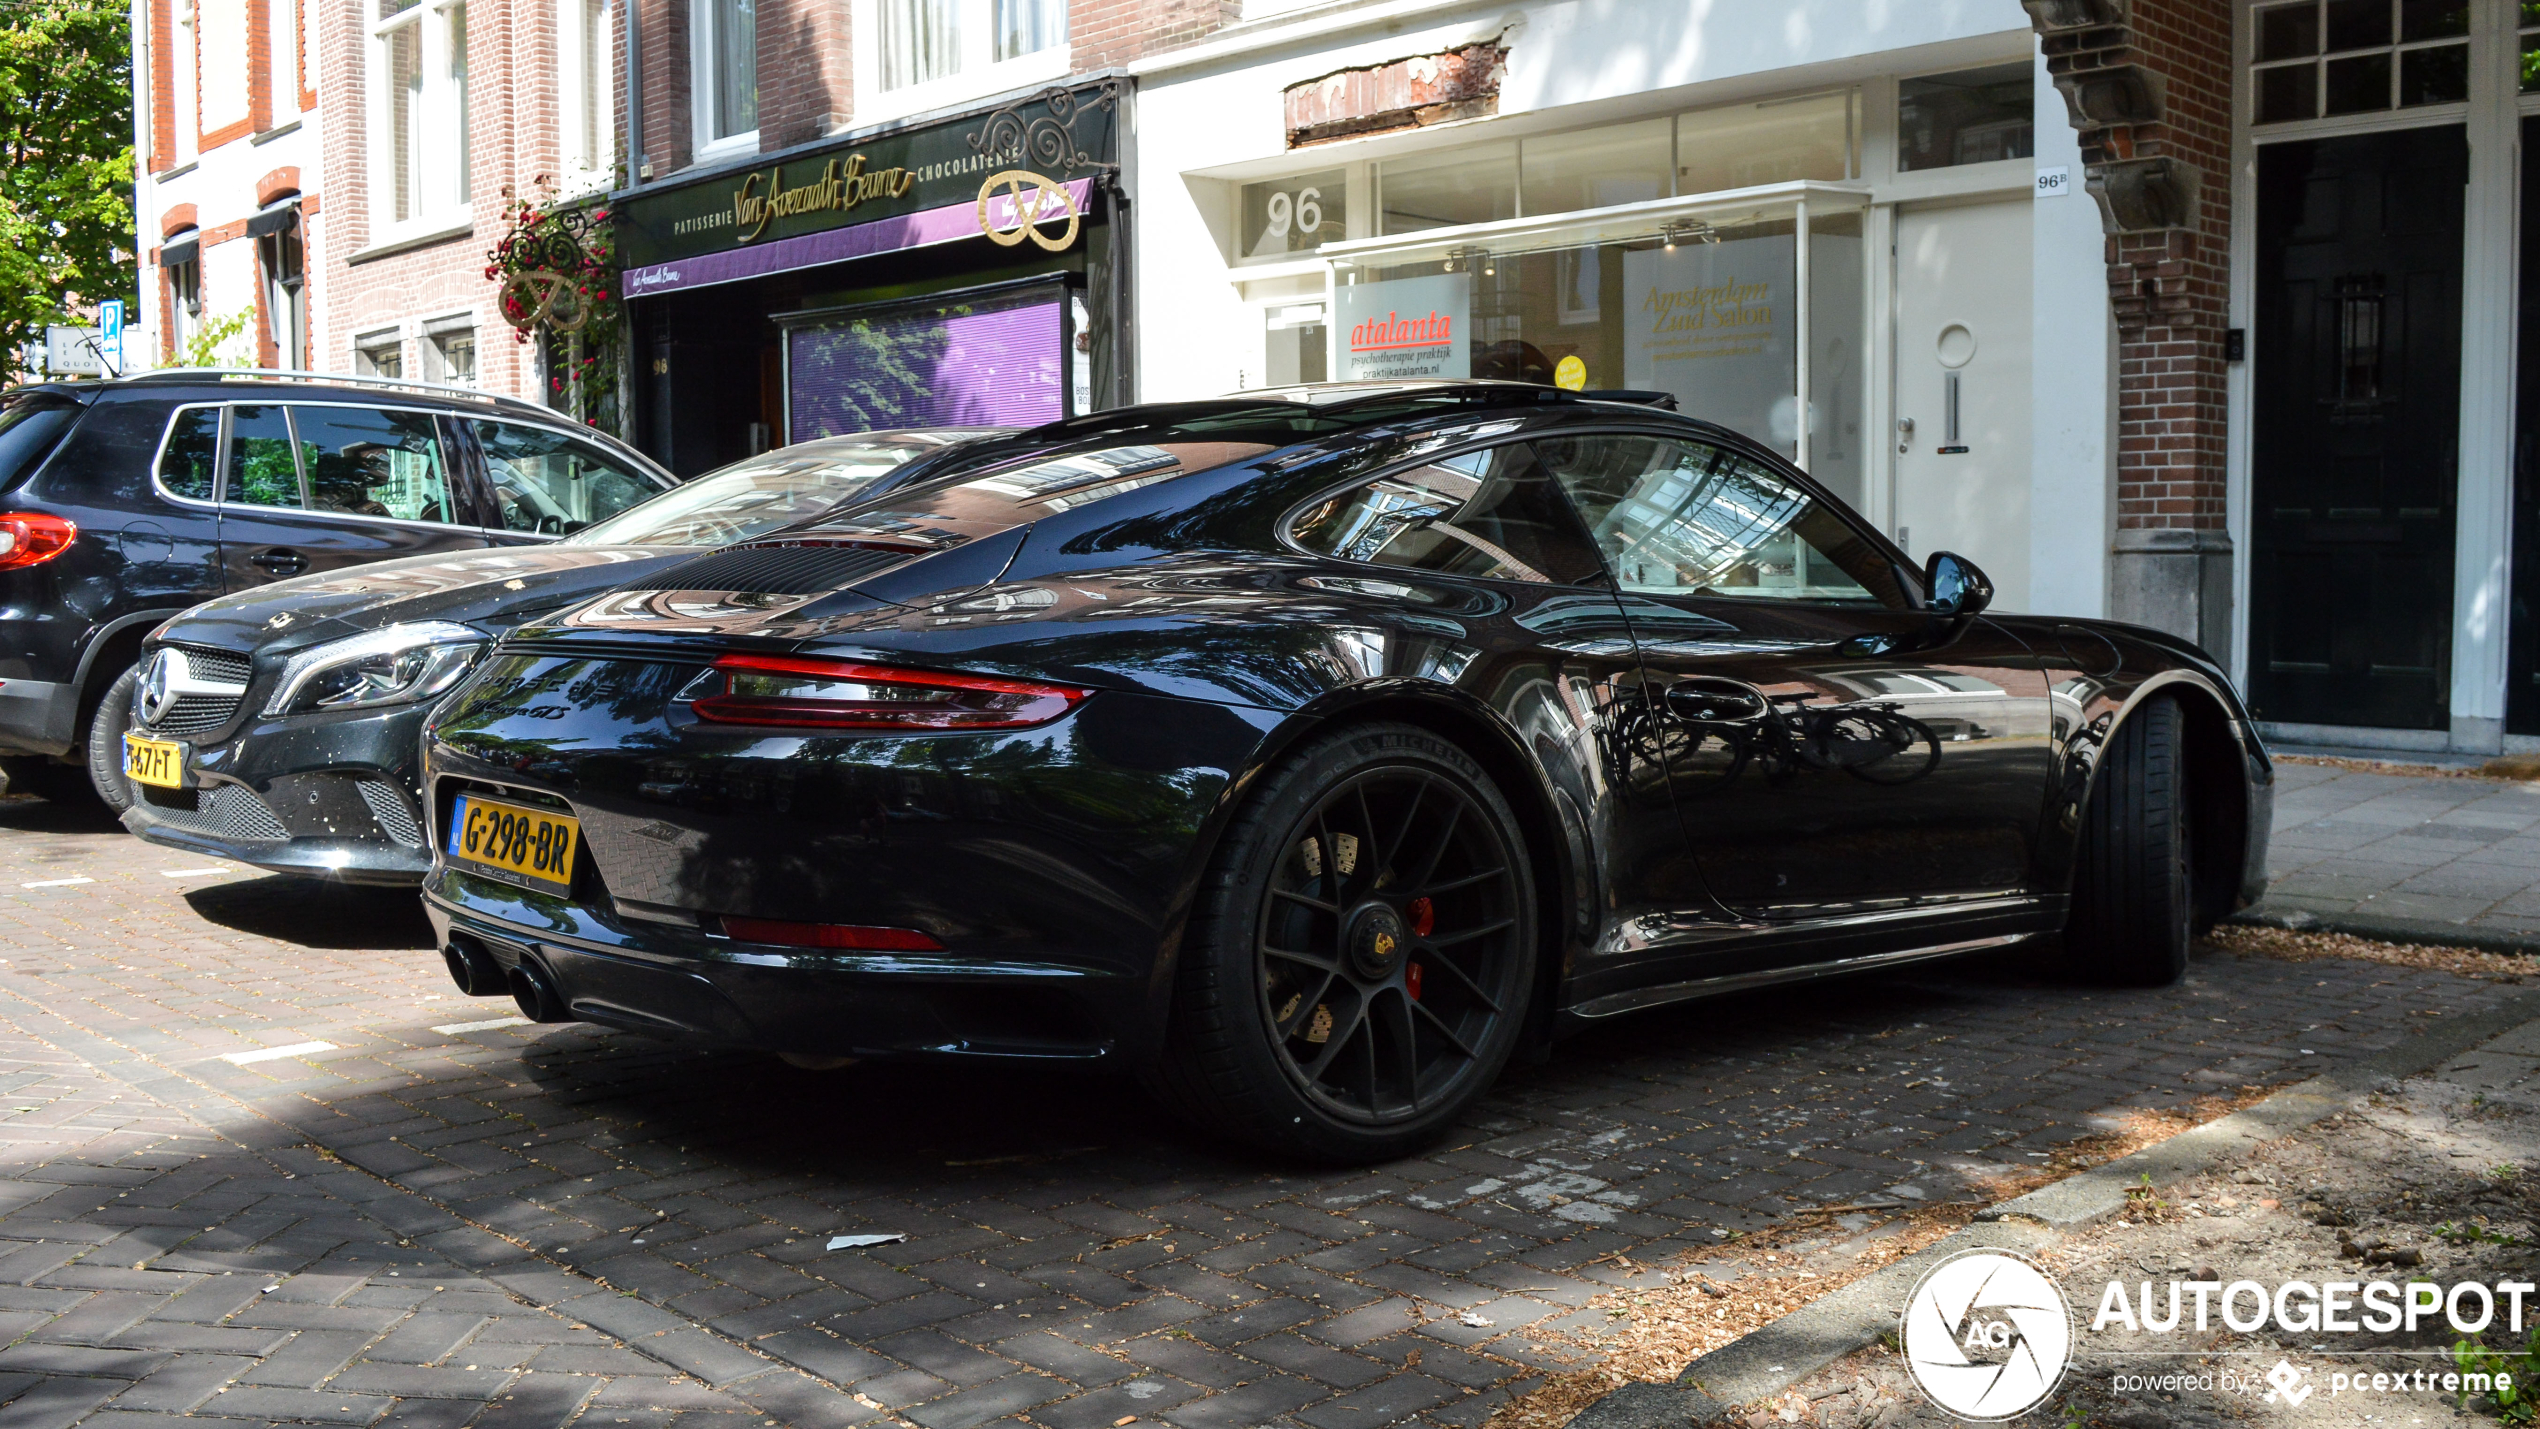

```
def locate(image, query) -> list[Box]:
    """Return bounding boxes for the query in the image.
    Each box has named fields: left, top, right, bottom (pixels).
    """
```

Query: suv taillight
left=0, top=514, right=74, bottom=571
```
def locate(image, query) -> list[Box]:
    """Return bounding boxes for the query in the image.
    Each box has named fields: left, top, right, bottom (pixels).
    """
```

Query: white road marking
left=220, top=1042, right=336, bottom=1065
left=158, top=867, right=227, bottom=878
left=20, top=878, right=92, bottom=889
left=433, top=1017, right=530, bottom=1035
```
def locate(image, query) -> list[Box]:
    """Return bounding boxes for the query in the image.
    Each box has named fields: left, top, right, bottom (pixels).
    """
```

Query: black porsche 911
left=417, top=381, right=2271, bottom=1161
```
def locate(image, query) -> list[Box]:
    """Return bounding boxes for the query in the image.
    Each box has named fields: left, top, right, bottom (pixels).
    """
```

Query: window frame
left=164, top=242, right=203, bottom=357
left=256, top=206, right=308, bottom=370
left=557, top=0, right=615, bottom=191
left=690, top=0, right=757, bottom=161
left=151, top=400, right=485, bottom=534
left=1529, top=424, right=1920, bottom=611
left=368, top=0, right=471, bottom=237
left=473, top=416, right=677, bottom=539
left=1276, top=428, right=1613, bottom=590
left=848, top=0, right=1068, bottom=128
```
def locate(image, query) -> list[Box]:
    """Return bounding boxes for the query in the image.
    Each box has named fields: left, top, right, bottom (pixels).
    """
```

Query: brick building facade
left=133, top=0, right=324, bottom=374
left=310, top=0, right=618, bottom=402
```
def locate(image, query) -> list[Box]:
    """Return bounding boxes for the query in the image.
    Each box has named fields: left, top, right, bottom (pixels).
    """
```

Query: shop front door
left=1893, top=199, right=2033, bottom=611
left=2250, top=127, right=2465, bottom=732
left=2507, top=116, right=2540, bottom=737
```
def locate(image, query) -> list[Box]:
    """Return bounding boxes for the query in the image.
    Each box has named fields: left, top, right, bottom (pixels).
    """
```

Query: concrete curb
left=1565, top=988, right=2540, bottom=1429
left=2227, top=903, right=2540, bottom=956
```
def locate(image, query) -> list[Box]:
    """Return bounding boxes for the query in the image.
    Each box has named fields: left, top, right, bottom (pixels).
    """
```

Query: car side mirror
left=1925, top=551, right=1993, bottom=618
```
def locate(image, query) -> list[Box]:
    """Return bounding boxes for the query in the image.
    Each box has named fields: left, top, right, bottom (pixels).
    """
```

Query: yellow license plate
left=447, top=793, right=581, bottom=894
left=123, top=733, right=184, bottom=790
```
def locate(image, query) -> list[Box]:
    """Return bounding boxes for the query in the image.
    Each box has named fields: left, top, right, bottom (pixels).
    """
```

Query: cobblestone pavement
left=2258, top=763, right=2540, bottom=938
left=0, top=792, right=2520, bottom=1429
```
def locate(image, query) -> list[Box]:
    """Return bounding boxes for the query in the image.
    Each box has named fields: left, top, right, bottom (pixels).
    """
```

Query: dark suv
left=0, top=370, right=678, bottom=807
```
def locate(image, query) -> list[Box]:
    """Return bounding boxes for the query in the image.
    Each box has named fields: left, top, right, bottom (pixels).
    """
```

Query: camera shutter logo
left=1901, top=1249, right=2072, bottom=1420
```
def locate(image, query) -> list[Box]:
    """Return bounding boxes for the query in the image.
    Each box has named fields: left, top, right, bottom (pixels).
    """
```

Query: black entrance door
left=2507, top=117, right=2540, bottom=736
left=2249, top=127, right=2465, bottom=731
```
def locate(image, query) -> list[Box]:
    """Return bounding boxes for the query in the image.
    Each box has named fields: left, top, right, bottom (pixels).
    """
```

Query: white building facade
left=1130, top=1, right=2111, bottom=626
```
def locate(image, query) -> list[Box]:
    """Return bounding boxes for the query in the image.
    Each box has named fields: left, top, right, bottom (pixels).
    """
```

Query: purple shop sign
left=621, top=179, right=1097, bottom=299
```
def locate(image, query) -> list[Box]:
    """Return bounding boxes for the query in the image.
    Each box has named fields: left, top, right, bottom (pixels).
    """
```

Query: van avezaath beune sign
left=619, top=82, right=1119, bottom=270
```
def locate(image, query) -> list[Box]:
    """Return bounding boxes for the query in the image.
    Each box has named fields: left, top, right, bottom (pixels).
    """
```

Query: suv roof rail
left=105, top=367, right=558, bottom=420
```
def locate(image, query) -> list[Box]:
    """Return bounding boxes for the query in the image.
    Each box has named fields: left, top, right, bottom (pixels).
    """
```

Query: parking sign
left=99, top=301, right=123, bottom=340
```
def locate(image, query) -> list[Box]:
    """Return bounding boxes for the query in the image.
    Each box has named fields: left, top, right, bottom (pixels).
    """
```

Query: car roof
left=11, top=369, right=669, bottom=479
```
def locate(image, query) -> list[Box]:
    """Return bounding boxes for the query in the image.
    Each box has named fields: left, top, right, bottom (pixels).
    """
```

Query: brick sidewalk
left=0, top=792, right=2520, bottom=1428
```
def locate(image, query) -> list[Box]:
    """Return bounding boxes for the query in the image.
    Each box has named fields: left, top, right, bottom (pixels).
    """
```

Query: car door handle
left=1664, top=679, right=1769, bottom=724
left=250, top=548, right=307, bottom=576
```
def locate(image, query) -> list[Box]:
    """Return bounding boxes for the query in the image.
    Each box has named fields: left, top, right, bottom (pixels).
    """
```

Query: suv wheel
left=1149, top=722, right=1537, bottom=1162
left=82, top=664, right=140, bottom=814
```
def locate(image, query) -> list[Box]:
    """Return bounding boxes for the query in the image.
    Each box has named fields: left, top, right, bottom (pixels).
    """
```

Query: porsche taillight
left=0, top=513, right=76, bottom=571
left=689, top=653, right=1091, bottom=731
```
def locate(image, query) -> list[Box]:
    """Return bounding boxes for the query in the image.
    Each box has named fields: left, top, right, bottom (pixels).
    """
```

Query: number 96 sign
left=1243, top=170, right=1345, bottom=257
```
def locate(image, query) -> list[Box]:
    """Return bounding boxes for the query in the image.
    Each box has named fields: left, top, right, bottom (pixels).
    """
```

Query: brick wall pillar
left=2030, top=0, right=2235, bottom=655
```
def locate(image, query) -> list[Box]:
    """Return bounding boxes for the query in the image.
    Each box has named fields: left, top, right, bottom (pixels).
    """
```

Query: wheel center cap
left=1346, top=902, right=1409, bottom=980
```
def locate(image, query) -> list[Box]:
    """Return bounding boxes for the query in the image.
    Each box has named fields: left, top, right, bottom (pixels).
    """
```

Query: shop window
left=787, top=287, right=1069, bottom=439
left=2253, top=0, right=2468, bottom=123
left=474, top=420, right=659, bottom=533
left=372, top=0, right=469, bottom=228
left=1898, top=64, right=2032, bottom=171
left=1380, top=142, right=1517, bottom=236
left=163, top=241, right=202, bottom=356
left=255, top=206, right=306, bottom=369
left=1286, top=444, right=1607, bottom=587
left=227, top=406, right=303, bottom=509
left=292, top=406, right=458, bottom=523
left=694, top=0, right=755, bottom=147
left=1521, top=118, right=1669, bottom=220
left=1678, top=92, right=1855, bottom=194
left=1240, top=170, right=1345, bottom=260
left=355, top=329, right=403, bottom=377
left=1536, top=435, right=1895, bottom=605
left=1331, top=203, right=1866, bottom=505
left=1264, top=303, right=1327, bottom=386
left=559, top=0, right=613, bottom=186
left=872, top=0, right=1064, bottom=95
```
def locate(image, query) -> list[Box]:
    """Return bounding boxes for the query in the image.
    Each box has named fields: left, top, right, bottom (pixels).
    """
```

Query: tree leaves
left=0, top=0, right=135, bottom=374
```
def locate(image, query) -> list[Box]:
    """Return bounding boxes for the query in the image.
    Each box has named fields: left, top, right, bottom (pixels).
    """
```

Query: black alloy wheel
left=1152, top=722, right=1537, bottom=1161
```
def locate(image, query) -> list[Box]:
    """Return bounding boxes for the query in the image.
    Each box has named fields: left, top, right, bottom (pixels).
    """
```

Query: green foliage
left=2435, top=1220, right=2531, bottom=1249
left=2454, top=1321, right=2540, bottom=1423
left=163, top=310, right=251, bottom=369
left=0, top=0, right=135, bottom=378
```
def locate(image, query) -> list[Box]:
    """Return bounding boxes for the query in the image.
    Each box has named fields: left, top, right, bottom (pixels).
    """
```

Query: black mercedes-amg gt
left=417, top=382, right=2272, bottom=1161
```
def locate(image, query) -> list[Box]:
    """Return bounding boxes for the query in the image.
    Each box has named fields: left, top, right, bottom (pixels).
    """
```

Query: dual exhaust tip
left=443, top=935, right=571, bottom=1023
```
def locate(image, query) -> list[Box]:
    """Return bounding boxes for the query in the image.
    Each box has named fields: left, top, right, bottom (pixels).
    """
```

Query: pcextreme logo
left=1901, top=1249, right=2073, bottom=1421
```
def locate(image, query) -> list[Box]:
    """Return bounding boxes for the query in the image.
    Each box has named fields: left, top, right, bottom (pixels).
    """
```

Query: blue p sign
left=99, top=301, right=123, bottom=340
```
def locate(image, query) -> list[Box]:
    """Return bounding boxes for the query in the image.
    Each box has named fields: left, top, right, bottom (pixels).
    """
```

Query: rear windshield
left=566, top=430, right=1006, bottom=547
left=0, top=397, right=80, bottom=493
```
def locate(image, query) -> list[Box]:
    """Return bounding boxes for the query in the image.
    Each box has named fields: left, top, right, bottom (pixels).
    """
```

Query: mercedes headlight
left=264, top=622, right=488, bottom=716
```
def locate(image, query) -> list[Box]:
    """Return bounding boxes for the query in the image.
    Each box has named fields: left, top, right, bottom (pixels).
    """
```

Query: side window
left=474, top=421, right=663, bottom=534
left=1536, top=434, right=1908, bottom=607
left=1286, top=442, right=1607, bottom=586
left=159, top=407, right=221, bottom=501
left=226, top=405, right=303, bottom=509
left=292, top=407, right=459, bottom=524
